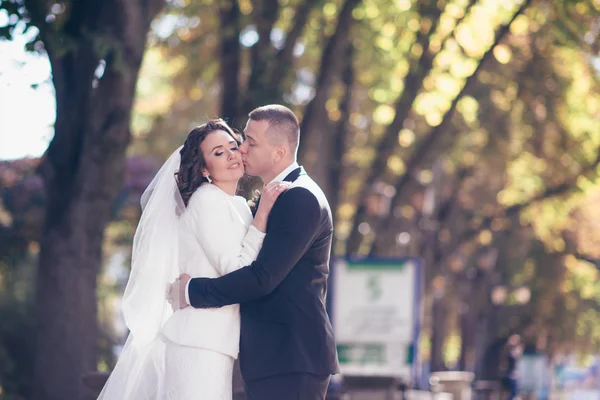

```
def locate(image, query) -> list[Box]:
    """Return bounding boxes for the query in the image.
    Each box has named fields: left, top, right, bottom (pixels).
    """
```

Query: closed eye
left=216, top=146, right=239, bottom=156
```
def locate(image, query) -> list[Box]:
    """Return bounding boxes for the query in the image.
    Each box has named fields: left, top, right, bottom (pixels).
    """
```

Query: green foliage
left=0, top=160, right=40, bottom=399
left=3, top=0, right=600, bottom=384
left=0, top=155, right=158, bottom=394
left=0, top=1, right=32, bottom=41
left=0, top=260, right=35, bottom=400
left=16, top=0, right=600, bottom=378
left=126, top=0, right=600, bottom=366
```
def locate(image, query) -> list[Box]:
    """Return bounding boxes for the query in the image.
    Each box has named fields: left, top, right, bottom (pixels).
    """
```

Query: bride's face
left=200, top=130, right=244, bottom=184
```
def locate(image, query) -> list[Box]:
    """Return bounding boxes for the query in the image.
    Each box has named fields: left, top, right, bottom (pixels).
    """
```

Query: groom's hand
left=167, top=273, right=191, bottom=311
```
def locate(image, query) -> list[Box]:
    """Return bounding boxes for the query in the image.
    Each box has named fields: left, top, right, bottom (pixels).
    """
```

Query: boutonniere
left=248, top=189, right=261, bottom=213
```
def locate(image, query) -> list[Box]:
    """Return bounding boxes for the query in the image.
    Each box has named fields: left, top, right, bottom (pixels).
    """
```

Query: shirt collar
left=267, top=161, right=299, bottom=186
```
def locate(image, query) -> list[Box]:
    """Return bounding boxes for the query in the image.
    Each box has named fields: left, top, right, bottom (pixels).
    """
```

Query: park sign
left=332, top=258, right=422, bottom=383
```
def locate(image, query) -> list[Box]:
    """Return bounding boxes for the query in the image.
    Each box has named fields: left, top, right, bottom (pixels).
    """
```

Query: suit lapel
left=251, top=167, right=305, bottom=216
left=252, top=195, right=261, bottom=217
left=282, top=166, right=305, bottom=183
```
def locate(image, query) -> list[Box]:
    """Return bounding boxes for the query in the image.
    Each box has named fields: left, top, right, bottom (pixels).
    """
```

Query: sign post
left=332, top=257, right=423, bottom=387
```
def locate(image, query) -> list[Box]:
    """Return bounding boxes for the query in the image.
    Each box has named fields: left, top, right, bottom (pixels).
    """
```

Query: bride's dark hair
left=176, top=119, right=241, bottom=206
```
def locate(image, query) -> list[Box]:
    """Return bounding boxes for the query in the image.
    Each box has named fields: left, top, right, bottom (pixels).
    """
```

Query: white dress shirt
left=266, top=161, right=299, bottom=186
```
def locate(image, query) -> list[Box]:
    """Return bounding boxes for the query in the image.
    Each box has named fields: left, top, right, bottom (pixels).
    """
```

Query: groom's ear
left=275, top=145, right=287, bottom=161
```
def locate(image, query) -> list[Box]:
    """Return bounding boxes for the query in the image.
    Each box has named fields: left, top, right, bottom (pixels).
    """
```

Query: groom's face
left=240, top=119, right=276, bottom=179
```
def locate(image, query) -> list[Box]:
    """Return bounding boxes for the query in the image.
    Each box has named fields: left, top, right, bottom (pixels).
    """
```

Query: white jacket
left=160, top=183, right=264, bottom=358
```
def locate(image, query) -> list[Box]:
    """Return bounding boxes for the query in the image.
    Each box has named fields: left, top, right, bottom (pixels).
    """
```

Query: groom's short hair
left=248, top=105, right=300, bottom=153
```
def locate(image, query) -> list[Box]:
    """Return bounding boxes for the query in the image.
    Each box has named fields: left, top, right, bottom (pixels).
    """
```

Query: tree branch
left=140, top=0, right=166, bottom=18
left=297, top=0, right=361, bottom=163
left=269, top=0, right=320, bottom=94
left=347, top=0, right=532, bottom=255
left=330, top=43, right=354, bottom=212
left=243, top=0, right=280, bottom=111
left=455, top=0, right=477, bottom=32
left=438, top=166, right=473, bottom=220
left=219, top=0, right=241, bottom=121
left=380, top=0, right=533, bottom=237
left=360, top=0, right=475, bottom=182
left=368, top=1, right=444, bottom=180
left=345, top=0, right=445, bottom=255
left=572, top=251, right=600, bottom=270
left=20, top=0, right=50, bottom=31
left=252, top=0, right=280, bottom=54
left=434, top=0, right=477, bottom=44
left=451, top=149, right=600, bottom=260
left=21, top=0, right=65, bottom=95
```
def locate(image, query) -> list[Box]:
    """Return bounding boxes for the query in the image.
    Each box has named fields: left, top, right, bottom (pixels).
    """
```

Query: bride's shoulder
left=233, top=195, right=252, bottom=212
left=188, top=183, right=224, bottom=207
left=233, top=195, right=250, bottom=206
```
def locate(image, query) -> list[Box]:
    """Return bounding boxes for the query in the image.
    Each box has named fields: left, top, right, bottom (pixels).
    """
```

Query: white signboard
left=333, top=258, right=422, bottom=381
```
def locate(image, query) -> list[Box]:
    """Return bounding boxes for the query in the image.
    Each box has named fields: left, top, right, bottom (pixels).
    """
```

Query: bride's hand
left=252, top=182, right=290, bottom=232
left=261, top=181, right=291, bottom=210
left=166, top=273, right=191, bottom=311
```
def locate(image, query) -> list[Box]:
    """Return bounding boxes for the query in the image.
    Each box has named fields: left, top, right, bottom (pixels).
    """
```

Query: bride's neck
left=212, top=180, right=237, bottom=196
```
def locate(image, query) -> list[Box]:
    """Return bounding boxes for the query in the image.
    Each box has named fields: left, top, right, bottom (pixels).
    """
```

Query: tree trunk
left=267, top=0, right=320, bottom=101
left=458, top=275, right=477, bottom=371
left=30, top=1, right=163, bottom=399
left=328, top=43, right=354, bottom=210
left=430, top=290, right=447, bottom=372
left=242, top=0, right=280, bottom=114
left=476, top=312, right=506, bottom=380
left=219, top=0, right=242, bottom=122
left=298, top=0, right=360, bottom=189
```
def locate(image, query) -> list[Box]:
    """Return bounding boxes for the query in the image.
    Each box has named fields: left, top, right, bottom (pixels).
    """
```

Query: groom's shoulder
left=287, top=175, right=317, bottom=197
left=283, top=176, right=328, bottom=209
left=295, top=174, right=327, bottom=198
left=274, top=187, right=320, bottom=223
left=291, top=172, right=319, bottom=189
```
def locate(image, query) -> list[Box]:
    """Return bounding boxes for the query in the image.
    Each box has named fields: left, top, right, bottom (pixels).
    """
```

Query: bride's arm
left=189, top=187, right=265, bottom=275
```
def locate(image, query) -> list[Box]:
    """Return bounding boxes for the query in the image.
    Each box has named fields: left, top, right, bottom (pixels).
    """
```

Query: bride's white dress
left=161, top=183, right=264, bottom=399
left=98, top=175, right=264, bottom=400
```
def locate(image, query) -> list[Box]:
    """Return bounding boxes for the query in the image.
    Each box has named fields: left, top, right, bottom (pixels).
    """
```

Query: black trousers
left=244, top=373, right=330, bottom=400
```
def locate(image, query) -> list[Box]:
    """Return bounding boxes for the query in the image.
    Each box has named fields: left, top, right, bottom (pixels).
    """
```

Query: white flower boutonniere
left=248, top=189, right=261, bottom=214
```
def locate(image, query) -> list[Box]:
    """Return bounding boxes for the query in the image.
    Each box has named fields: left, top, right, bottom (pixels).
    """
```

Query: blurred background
left=1, top=0, right=600, bottom=399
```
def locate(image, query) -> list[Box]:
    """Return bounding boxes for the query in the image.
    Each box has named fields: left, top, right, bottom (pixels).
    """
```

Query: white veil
left=98, top=146, right=185, bottom=400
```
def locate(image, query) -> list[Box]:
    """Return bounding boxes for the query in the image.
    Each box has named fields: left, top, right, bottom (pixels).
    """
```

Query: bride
left=98, top=119, right=287, bottom=399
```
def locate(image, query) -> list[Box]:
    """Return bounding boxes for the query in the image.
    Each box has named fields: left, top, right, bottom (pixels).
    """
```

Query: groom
left=172, top=104, right=339, bottom=399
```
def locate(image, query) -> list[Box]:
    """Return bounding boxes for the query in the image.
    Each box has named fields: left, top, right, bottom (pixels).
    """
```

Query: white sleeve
left=185, top=281, right=190, bottom=305
left=189, top=187, right=265, bottom=275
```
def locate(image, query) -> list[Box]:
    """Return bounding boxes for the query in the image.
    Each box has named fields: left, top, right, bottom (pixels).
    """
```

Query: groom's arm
left=187, top=187, right=320, bottom=308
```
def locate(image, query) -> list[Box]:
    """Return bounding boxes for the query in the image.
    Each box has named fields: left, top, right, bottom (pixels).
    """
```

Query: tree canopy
left=1, top=0, right=600, bottom=396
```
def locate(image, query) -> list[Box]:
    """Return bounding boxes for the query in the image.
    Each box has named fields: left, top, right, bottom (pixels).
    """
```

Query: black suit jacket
left=188, top=167, right=339, bottom=381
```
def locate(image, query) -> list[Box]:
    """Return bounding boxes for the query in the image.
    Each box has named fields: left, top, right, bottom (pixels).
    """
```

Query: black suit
left=188, top=167, right=339, bottom=399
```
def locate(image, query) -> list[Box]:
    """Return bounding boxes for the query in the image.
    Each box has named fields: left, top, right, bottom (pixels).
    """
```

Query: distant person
left=502, top=334, right=523, bottom=400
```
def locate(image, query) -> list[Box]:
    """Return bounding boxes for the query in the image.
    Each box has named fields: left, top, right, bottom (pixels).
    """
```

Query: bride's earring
left=205, top=175, right=212, bottom=183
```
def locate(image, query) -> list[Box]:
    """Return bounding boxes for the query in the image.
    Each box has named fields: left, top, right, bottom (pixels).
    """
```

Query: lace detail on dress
left=162, top=341, right=234, bottom=400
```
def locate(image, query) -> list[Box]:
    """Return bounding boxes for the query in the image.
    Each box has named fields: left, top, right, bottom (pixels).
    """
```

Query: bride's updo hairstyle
left=176, top=119, right=241, bottom=206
